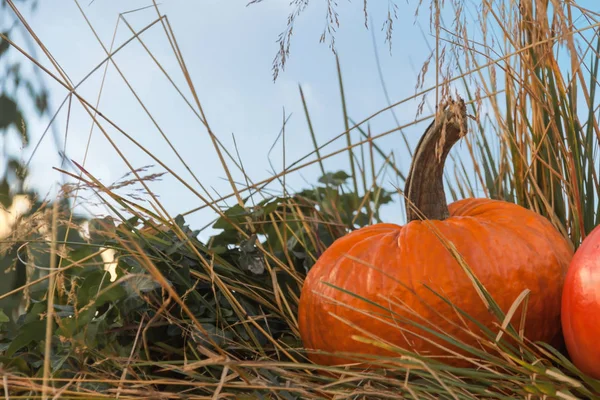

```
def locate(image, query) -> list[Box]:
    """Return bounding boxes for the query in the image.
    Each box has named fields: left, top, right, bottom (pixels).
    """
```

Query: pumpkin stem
left=405, top=98, right=468, bottom=222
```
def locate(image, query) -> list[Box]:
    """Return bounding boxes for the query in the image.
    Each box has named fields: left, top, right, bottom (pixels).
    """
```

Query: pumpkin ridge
left=397, top=227, right=414, bottom=296
left=299, top=226, right=403, bottom=357
left=297, top=98, right=573, bottom=368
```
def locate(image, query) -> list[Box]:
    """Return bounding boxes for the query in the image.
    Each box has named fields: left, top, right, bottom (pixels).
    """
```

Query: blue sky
left=6, top=0, right=445, bottom=233
left=8, top=1, right=597, bottom=236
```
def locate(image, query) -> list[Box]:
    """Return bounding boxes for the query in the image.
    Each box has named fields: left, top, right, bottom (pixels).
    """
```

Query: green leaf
left=77, top=269, right=126, bottom=307
left=56, top=305, right=97, bottom=338
left=174, top=214, right=186, bottom=228
left=6, top=319, right=48, bottom=357
left=96, top=282, right=127, bottom=307
left=0, top=355, right=30, bottom=374
left=24, top=302, right=47, bottom=324
left=249, top=197, right=286, bottom=224
left=212, top=204, right=249, bottom=230
left=353, top=212, right=370, bottom=227
left=318, top=170, right=351, bottom=186
left=0, top=309, right=9, bottom=323
left=0, top=94, right=27, bottom=144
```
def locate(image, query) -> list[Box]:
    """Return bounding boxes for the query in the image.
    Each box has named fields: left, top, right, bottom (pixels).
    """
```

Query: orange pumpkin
left=297, top=99, right=573, bottom=367
left=561, top=225, right=600, bottom=379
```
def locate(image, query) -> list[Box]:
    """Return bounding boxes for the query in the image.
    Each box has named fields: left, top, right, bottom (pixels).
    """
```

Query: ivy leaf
left=77, top=269, right=126, bottom=308
left=212, top=204, right=249, bottom=230
left=318, top=170, right=350, bottom=186
left=296, top=188, right=318, bottom=201
left=174, top=214, right=186, bottom=228
left=23, top=302, right=47, bottom=324
left=6, top=319, right=48, bottom=357
left=210, top=227, right=240, bottom=248
left=371, top=186, right=394, bottom=205
left=56, top=305, right=96, bottom=338
left=260, top=197, right=284, bottom=215
left=353, top=212, right=370, bottom=227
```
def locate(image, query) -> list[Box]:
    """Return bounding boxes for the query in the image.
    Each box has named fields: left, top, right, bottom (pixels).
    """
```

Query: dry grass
left=1, top=0, right=599, bottom=398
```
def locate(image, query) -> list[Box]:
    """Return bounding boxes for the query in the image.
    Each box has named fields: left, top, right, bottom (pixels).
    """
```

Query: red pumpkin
left=298, top=99, right=573, bottom=367
left=562, top=225, right=600, bottom=379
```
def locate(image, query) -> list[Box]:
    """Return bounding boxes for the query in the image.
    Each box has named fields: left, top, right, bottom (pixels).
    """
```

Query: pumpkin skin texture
left=561, top=225, right=600, bottom=379
left=298, top=198, right=573, bottom=366
left=297, top=99, right=573, bottom=367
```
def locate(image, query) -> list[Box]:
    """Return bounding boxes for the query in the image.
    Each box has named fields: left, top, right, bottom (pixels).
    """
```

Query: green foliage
left=0, top=9, right=47, bottom=156
left=0, top=0, right=55, bottom=330
left=3, top=171, right=599, bottom=397
left=0, top=94, right=26, bottom=143
left=0, top=171, right=395, bottom=396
